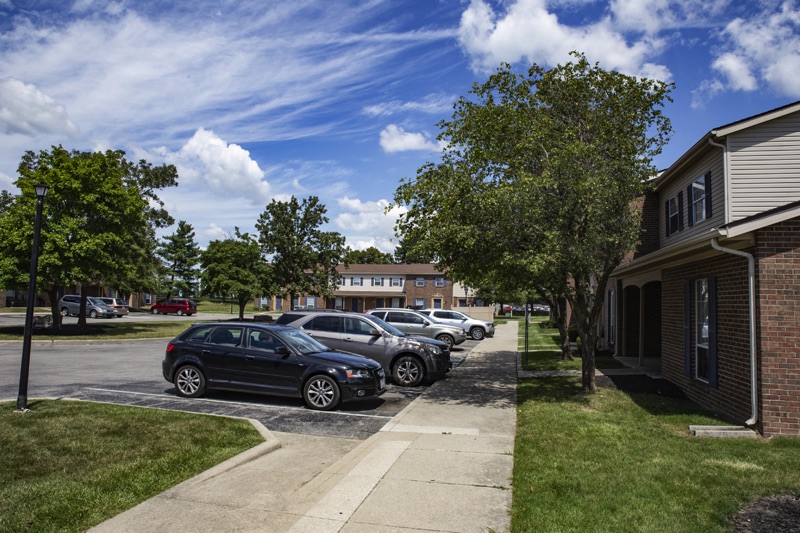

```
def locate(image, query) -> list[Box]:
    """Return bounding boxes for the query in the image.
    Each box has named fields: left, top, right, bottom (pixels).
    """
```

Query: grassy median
left=0, top=400, right=264, bottom=532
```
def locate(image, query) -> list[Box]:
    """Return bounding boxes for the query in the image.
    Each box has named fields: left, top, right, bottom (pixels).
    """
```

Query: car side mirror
left=275, top=346, right=291, bottom=356
left=369, top=328, right=382, bottom=337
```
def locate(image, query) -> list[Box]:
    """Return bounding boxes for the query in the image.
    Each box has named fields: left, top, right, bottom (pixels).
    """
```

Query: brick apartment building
left=597, top=100, right=800, bottom=436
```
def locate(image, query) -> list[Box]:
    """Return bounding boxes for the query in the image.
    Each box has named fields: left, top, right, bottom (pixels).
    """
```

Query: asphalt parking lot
left=0, top=323, right=479, bottom=439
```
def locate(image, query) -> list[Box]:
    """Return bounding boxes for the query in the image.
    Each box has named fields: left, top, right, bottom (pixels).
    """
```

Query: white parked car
left=418, top=309, right=495, bottom=340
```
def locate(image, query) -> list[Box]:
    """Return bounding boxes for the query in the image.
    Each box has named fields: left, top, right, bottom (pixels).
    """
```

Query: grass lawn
left=0, top=400, right=263, bottom=532
left=518, top=316, right=625, bottom=371
left=512, top=317, right=800, bottom=531
left=0, top=321, right=192, bottom=341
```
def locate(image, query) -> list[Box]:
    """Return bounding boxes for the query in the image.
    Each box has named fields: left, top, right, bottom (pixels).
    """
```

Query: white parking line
left=85, top=388, right=393, bottom=419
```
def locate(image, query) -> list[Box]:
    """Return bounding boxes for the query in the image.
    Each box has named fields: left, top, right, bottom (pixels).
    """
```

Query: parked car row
left=57, top=295, right=197, bottom=318
left=59, top=295, right=117, bottom=319
left=417, top=308, right=494, bottom=340
left=160, top=306, right=491, bottom=412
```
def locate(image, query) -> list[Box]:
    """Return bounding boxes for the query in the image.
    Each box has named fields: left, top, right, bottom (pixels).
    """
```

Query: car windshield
left=367, top=315, right=406, bottom=337
left=278, top=328, right=332, bottom=355
left=88, top=298, right=106, bottom=306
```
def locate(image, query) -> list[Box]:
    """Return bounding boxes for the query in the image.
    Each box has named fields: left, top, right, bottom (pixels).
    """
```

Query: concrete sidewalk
left=90, top=321, right=519, bottom=533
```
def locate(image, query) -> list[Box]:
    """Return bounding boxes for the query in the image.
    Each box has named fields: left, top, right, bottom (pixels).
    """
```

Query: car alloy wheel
left=435, top=334, right=454, bottom=349
left=470, top=327, right=485, bottom=340
left=393, top=355, right=424, bottom=387
left=303, top=374, right=340, bottom=410
left=174, top=365, right=206, bottom=397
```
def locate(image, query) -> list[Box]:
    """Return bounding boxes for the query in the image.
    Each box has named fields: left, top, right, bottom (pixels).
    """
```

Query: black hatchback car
left=162, top=322, right=386, bottom=410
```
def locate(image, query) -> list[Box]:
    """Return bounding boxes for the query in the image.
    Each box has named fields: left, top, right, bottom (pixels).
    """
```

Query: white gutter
left=710, top=238, right=758, bottom=427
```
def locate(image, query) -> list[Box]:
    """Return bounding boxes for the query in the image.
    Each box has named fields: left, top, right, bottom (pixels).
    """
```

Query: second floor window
left=390, top=277, right=402, bottom=287
left=433, top=277, right=446, bottom=287
left=351, top=277, right=362, bottom=286
left=371, top=277, right=384, bottom=286
left=690, top=176, right=706, bottom=224
left=414, top=277, right=426, bottom=287
left=666, top=192, right=683, bottom=236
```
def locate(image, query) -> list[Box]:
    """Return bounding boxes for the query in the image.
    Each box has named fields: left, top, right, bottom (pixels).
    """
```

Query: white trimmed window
left=414, top=298, right=426, bottom=308
left=414, top=277, right=426, bottom=287
left=433, top=277, right=446, bottom=287
left=390, top=277, right=402, bottom=287
left=371, top=277, right=384, bottom=286
left=351, top=277, right=363, bottom=286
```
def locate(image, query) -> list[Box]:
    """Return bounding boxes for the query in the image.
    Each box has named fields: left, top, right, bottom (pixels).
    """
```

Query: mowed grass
left=0, top=400, right=264, bottom=532
left=512, top=317, right=800, bottom=531
left=519, top=316, right=625, bottom=371
left=513, top=377, right=800, bottom=531
left=0, top=321, right=191, bottom=341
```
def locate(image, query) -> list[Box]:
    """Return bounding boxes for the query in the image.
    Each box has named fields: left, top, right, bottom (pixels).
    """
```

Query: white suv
left=419, top=309, right=495, bottom=340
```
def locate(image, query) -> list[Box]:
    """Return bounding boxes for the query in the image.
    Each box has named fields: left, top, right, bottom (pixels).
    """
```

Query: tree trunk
left=47, top=287, right=61, bottom=329
left=554, top=297, right=572, bottom=360
left=78, top=286, right=88, bottom=326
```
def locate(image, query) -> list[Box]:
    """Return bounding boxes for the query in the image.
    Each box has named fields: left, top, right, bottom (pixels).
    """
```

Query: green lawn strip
left=518, top=317, right=624, bottom=371
left=0, top=400, right=264, bottom=532
left=512, top=376, right=800, bottom=532
left=0, top=321, right=191, bottom=341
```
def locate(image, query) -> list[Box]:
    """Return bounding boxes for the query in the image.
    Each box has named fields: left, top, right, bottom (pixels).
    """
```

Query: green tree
left=201, top=229, right=272, bottom=319
left=256, top=196, right=346, bottom=304
left=394, top=53, right=672, bottom=392
left=0, top=146, right=177, bottom=326
left=157, top=221, right=201, bottom=298
left=344, top=246, right=394, bottom=264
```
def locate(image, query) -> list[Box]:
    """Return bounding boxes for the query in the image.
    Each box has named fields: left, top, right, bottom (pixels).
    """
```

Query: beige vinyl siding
left=660, top=149, right=725, bottom=245
left=728, top=111, right=800, bottom=221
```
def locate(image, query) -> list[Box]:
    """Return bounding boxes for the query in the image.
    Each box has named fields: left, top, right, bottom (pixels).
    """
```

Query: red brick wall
left=756, top=219, right=800, bottom=436
left=635, top=190, right=661, bottom=258
left=662, top=253, right=754, bottom=427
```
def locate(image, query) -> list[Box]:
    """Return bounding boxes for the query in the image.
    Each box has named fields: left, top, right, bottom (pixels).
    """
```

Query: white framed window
left=433, top=277, right=446, bottom=287
left=414, top=277, right=426, bottom=287
left=390, top=277, right=402, bottom=287
left=414, top=298, right=425, bottom=308
left=371, top=277, right=384, bottom=286
left=667, top=196, right=681, bottom=235
left=691, top=176, right=706, bottom=224
left=351, top=277, right=363, bottom=286
left=695, top=279, right=709, bottom=382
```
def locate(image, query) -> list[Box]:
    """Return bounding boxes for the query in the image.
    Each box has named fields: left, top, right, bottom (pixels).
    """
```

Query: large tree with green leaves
left=201, top=229, right=273, bottom=319
left=394, top=53, right=672, bottom=392
left=256, top=196, right=346, bottom=304
left=157, top=220, right=201, bottom=298
left=0, top=146, right=177, bottom=326
left=344, top=246, right=394, bottom=264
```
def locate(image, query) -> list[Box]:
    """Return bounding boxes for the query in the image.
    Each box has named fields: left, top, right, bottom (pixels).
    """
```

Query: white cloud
left=457, top=0, right=672, bottom=80
left=162, top=128, right=270, bottom=204
left=362, top=93, right=455, bottom=117
left=0, top=77, right=79, bottom=137
left=701, top=2, right=800, bottom=98
left=712, top=53, right=757, bottom=91
left=334, top=197, right=406, bottom=253
left=203, top=223, right=229, bottom=243
left=610, top=0, right=732, bottom=33
left=691, top=79, right=725, bottom=109
left=379, top=124, right=444, bottom=153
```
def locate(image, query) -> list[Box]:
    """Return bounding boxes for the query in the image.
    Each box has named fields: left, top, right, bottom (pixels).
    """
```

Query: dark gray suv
left=276, top=310, right=452, bottom=387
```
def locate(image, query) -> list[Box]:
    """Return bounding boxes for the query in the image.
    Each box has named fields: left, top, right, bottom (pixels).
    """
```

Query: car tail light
left=166, top=343, right=175, bottom=352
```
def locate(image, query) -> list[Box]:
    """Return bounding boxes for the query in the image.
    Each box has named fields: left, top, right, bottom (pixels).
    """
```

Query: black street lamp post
left=16, top=183, right=48, bottom=412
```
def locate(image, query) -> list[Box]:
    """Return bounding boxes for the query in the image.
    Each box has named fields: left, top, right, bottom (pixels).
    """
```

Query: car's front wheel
left=174, top=365, right=206, bottom=397
left=435, top=334, right=455, bottom=349
left=393, top=355, right=425, bottom=387
left=470, top=327, right=485, bottom=340
left=176, top=309, right=184, bottom=316
left=60, top=307, right=70, bottom=317
left=303, top=375, right=340, bottom=410
left=89, top=310, right=98, bottom=319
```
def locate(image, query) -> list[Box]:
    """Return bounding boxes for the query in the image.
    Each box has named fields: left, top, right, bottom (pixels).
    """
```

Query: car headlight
left=426, top=344, right=442, bottom=355
left=346, top=369, right=370, bottom=379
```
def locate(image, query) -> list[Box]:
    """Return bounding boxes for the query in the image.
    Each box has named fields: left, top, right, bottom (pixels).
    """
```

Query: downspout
left=710, top=238, right=758, bottom=427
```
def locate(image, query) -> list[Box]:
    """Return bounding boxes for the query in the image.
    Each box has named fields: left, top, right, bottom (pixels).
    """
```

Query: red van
left=151, top=298, right=197, bottom=316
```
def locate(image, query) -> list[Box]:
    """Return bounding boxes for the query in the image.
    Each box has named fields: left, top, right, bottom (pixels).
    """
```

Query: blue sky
left=1, top=0, right=798, bottom=252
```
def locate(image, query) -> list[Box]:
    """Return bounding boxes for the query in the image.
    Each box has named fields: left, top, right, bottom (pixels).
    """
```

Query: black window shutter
left=665, top=201, right=670, bottom=237
left=678, top=191, right=685, bottom=231
left=704, top=171, right=713, bottom=218
left=708, top=276, right=718, bottom=388
left=684, top=280, right=691, bottom=377
left=686, top=185, right=694, bottom=227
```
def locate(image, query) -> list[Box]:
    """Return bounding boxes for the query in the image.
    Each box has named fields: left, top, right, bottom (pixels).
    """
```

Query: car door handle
left=201, top=349, right=210, bottom=354
left=245, top=355, right=255, bottom=360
